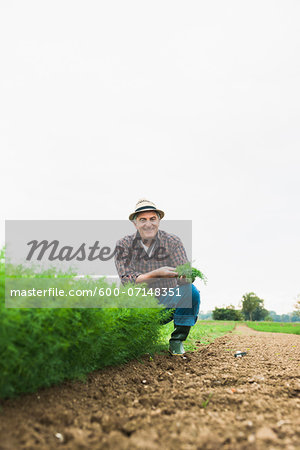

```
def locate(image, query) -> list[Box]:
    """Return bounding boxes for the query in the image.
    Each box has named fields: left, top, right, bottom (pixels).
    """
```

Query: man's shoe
left=170, top=325, right=191, bottom=342
left=168, top=325, right=190, bottom=355
left=169, top=339, right=185, bottom=355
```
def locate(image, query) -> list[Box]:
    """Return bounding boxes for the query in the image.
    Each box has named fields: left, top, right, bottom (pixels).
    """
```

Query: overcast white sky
left=1, top=1, right=299, bottom=314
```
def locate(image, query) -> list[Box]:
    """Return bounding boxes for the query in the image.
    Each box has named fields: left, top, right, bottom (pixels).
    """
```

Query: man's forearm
left=135, top=267, right=178, bottom=284
left=135, top=271, right=156, bottom=284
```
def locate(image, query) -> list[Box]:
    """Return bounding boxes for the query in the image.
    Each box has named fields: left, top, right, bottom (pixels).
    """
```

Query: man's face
left=133, top=211, right=160, bottom=243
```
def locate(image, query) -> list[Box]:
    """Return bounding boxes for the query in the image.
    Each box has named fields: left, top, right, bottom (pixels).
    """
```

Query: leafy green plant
left=0, top=247, right=166, bottom=399
left=201, top=392, right=213, bottom=409
left=175, top=262, right=207, bottom=284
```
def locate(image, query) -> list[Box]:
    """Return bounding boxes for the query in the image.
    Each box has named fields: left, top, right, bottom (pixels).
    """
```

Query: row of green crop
left=0, top=252, right=172, bottom=399
left=246, top=321, right=300, bottom=334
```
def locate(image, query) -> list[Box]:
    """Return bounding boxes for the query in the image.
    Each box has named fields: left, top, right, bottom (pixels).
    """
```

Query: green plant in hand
left=175, top=262, right=207, bottom=284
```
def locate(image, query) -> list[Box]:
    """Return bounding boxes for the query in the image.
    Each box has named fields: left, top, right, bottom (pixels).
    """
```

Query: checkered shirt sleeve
left=114, top=239, right=142, bottom=285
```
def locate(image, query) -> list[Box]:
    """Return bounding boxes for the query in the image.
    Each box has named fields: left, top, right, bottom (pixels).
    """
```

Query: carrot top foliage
left=175, top=262, right=207, bottom=284
left=0, top=247, right=167, bottom=399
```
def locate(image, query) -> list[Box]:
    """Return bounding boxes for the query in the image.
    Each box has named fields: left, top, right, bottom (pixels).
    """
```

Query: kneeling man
left=114, top=199, right=201, bottom=355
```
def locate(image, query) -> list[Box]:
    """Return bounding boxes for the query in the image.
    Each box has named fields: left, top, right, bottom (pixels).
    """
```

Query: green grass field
left=159, top=320, right=236, bottom=352
left=246, top=321, right=300, bottom=335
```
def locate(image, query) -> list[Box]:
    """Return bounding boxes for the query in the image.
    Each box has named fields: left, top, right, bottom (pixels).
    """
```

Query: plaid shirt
left=114, top=229, right=188, bottom=290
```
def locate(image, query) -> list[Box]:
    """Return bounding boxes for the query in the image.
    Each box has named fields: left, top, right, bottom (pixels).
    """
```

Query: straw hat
left=129, top=199, right=165, bottom=221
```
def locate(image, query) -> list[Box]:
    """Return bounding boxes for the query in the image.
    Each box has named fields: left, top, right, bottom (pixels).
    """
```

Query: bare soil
left=0, top=324, right=299, bottom=450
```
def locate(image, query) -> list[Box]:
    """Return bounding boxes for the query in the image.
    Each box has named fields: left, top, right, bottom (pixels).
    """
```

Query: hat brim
left=129, top=208, right=164, bottom=221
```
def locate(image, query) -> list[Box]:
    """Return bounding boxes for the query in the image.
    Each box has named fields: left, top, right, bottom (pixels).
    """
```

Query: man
left=114, top=199, right=200, bottom=355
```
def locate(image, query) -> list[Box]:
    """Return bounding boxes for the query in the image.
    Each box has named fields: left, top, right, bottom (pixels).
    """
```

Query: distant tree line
left=268, top=311, right=299, bottom=322
left=210, top=292, right=300, bottom=322
left=198, top=311, right=213, bottom=320
left=212, top=305, right=243, bottom=321
left=295, top=293, right=300, bottom=318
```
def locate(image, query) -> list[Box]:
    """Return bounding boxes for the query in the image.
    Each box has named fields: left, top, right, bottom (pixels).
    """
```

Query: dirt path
left=0, top=325, right=300, bottom=450
left=233, top=324, right=262, bottom=335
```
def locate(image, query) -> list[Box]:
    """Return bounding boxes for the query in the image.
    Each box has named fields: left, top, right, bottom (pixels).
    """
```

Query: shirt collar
left=134, top=229, right=161, bottom=247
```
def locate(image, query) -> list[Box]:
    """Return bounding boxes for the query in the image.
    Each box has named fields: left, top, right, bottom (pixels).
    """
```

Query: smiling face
left=133, top=210, right=160, bottom=245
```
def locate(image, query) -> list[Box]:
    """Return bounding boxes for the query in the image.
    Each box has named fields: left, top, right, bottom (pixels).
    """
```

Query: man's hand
left=151, top=266, right=179, bottom=278
left=136, top=266, right=179, bottom=284
left=178, top=274, right=190, bottom=285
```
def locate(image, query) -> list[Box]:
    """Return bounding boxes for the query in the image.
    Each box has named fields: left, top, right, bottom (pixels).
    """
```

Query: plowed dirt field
left=0, top=324, right=299, bottom=449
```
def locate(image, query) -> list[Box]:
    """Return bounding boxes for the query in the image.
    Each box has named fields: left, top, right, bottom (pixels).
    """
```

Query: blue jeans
left=158, top=284, right=200, bottom=327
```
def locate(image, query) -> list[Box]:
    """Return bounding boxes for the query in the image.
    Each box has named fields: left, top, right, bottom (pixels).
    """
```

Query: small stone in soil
left=55, top=433, right=64, bottom=442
